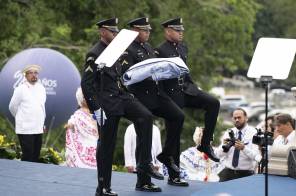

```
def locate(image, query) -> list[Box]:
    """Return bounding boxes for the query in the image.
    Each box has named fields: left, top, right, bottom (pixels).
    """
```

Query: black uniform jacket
left=155, top=40, right=200, bottom=106
left=81, top=41, right=133, bottom=115
left=121, top=41, right=170, bottom=109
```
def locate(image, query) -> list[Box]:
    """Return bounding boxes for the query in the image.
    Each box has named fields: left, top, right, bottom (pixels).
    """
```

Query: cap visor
left=172, top=26, right=184, bottom=31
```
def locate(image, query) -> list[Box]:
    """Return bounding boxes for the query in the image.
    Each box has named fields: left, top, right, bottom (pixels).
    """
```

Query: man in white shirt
left=216, top=108, right=261, bottom=181
left=124, top=124, right=162, bottom=173
left=272, top=113, right=296, bottom=147
left=9, top=64, right=46, bottom=162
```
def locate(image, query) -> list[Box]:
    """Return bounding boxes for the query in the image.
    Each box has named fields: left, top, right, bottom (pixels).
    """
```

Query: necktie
left=232, top=131, right=242, bottom=168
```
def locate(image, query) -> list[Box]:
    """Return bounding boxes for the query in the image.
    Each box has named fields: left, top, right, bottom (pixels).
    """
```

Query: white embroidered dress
left=65, top=109, right=98, bottom=169
left=179, top=147, right=223, bottom=182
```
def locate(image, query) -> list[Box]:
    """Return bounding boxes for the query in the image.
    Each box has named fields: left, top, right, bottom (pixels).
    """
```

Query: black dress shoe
left=197, top=145, right=220, bottom=162
left=156, top=154, right=179, bottom=173
left=95, top=188, right=118, bottom=196
left=135, top=183, right=162, bottom=192
left=168, top=177, right=189, bottom=187
left=137, top=163, right=164, bottom=180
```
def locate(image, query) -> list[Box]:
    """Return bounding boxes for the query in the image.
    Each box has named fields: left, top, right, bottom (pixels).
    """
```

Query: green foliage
left=0, top=112, right=65, bottom=164
left=112, top=164, right=128, bottom=172
left=0, top=0, right=260, bottom=81
left=1, top=0, right=294, bottom=166
left=0, top=114, right=15, bottom=141
left=39, top=147, right=64, bottom=165
left=265, top=0, right=296, bottom=86
left=254, top=0, right=296, bottom=86
left=0, top=132, right=64, bottom=165
left=42, top=124, right=66, bottom=151
left=183, top=0, right=259, bottom=88
left=0, top=134, right=21, bottom=159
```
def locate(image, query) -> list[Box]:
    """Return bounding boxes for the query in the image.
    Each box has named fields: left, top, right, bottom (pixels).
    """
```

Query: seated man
left=216, top=108, right=261, bottom=181
left=124, top=123, right=163, bottom=173
left=272, top=113, right=296, bottom=147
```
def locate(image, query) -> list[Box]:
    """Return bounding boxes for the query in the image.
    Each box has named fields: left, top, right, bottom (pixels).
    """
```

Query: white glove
left=94, top=108, right=107, bottom=126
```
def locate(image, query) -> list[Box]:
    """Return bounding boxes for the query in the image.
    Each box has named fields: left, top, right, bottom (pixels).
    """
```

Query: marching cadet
left=155, top=17, right=220, bottom=162
left=121, top=17, right=189, bottom=188
left=81, top=18, right=163, bottom=196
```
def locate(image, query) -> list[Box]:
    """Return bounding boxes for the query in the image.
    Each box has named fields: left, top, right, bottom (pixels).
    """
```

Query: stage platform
left=0, top=159, right=295, bottom=196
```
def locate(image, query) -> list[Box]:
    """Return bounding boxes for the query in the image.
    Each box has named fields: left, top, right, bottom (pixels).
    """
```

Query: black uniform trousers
left=183, top=89, right=220, bottom=145
left=146, top=96, right=185, bottom=180
left=165, top=88, right=220, bottom=170
left=96, top=98, right=153, bottom=189
left=17, top=134, right=43, bottom=162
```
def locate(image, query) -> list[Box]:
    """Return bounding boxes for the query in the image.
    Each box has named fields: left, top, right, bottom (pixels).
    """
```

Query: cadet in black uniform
left=121, top=17, right=189, bottom=187
left=155, top=17, right=220, bottom=162
left=81, top=18, right=163, bottom=196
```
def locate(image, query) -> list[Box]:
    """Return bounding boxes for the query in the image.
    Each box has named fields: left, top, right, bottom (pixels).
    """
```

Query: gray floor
left=0, top=159, right=295, bottom=196
left=0, top=159, right=208, bottom=196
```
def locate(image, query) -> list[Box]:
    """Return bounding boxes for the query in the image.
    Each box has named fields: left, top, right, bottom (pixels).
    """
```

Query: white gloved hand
left=94, top=108, right=107, bottom=126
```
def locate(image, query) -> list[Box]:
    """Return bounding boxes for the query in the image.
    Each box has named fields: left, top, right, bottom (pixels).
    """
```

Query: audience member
left=9, top=64, right=46, bottom=162
left=216, top=108, right=261, bottom=181
left=272, top=113, right=296, bottom=147
left=256, top=114, right=281, bottom=139
left=65, top=87, right=99, bottom=169
left=124, top=124, right=162, bottom=173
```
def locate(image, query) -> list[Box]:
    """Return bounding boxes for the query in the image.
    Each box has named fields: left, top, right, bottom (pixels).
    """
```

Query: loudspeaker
left=288, top=148, right=296, bottom=179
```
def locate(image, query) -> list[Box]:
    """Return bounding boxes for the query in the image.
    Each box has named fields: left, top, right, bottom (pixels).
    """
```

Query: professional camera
left=252, top=128, right=274, bottom=146
left=222, top=129, right=236, bottom=152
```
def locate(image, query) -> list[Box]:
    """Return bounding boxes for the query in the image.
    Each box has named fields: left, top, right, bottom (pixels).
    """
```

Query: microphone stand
left=260, top=75, right=272, bottom=196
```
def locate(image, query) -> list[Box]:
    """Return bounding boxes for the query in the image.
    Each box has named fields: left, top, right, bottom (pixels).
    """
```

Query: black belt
left=178, top=77, right=184, bottom=86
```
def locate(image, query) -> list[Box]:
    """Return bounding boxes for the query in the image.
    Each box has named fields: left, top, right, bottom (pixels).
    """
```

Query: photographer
left=217, top=108, right=261, bottom=181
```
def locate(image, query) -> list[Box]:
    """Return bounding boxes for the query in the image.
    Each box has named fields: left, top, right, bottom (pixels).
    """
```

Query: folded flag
left=122, top=57, right=189, bottom=86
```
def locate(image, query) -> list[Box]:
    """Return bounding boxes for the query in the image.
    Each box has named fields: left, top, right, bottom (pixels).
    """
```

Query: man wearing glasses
left=9, top=64, right=46, bottom=163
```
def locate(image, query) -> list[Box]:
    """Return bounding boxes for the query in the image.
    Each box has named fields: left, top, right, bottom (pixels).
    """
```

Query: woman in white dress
left=65, top=87, right=99, bottom=169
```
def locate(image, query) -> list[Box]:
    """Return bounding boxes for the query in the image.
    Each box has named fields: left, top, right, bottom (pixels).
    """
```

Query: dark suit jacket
left=155, top=40, right=201, bottom=107
left=81, top=41, right=132, bottom=115
left=121, top=40, right=170, bottom=109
